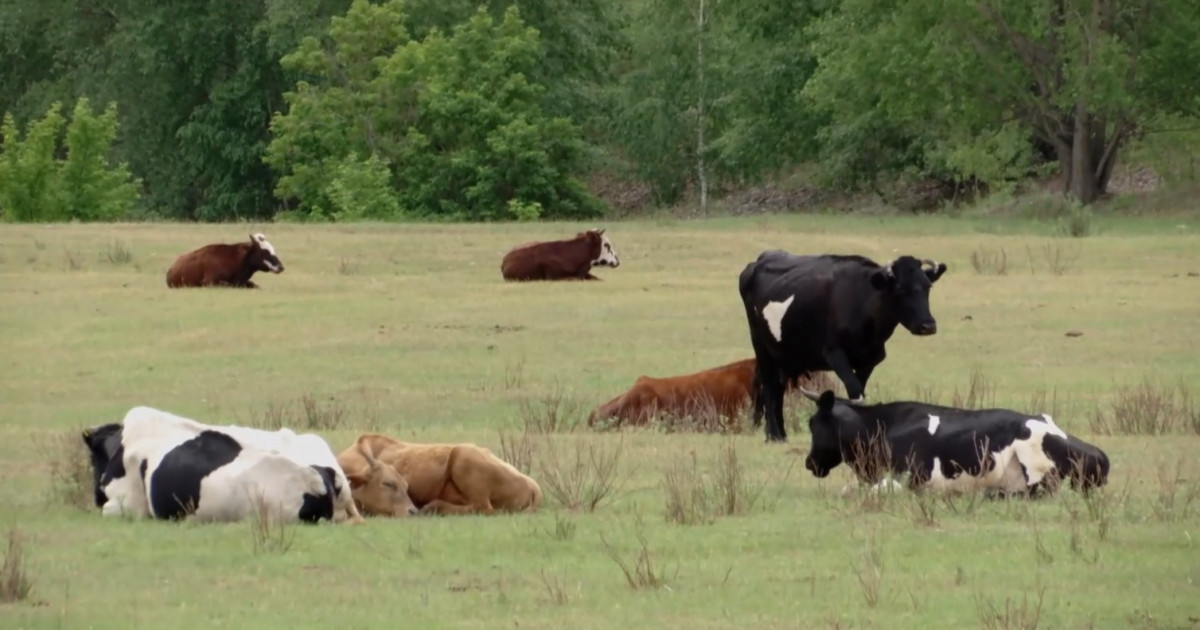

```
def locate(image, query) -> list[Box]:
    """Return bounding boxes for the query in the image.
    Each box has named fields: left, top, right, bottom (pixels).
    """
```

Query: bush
left=0, top=99, right=140, bottom=222
left=266, top=2, right=602, bottom=222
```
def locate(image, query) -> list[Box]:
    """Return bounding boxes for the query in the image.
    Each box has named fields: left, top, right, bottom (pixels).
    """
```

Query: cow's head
left=799, top=388, right=872, bottom=478
left=585, top=228, right=620, bottom=268
left=81, top=423, right=124, bottom=507
left=344, top=444, right=419, bottom=518
left=869, top=256, right=947, bottom=336
left=248, top=233, right=285, bottom=274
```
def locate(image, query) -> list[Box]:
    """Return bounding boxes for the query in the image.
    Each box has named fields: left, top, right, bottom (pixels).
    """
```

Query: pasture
left=1, top=214, right=1198, bottom=629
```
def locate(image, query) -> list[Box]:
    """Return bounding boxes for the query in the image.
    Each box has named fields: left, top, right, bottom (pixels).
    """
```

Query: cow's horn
left=920, top=258, right=939, bottom=270
left=797, top=386, right=823, bottom=402
left=81, top=428, right=91, bottom=439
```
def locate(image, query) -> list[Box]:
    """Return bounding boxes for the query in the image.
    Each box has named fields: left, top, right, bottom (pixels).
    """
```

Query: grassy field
left=1, top=214, right=1198, bottom=629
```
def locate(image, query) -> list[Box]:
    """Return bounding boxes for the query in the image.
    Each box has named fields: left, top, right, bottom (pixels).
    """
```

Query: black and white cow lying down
left=82, top=406, right=364, bottom=524
left=799, top=389, right=1110, bottom=496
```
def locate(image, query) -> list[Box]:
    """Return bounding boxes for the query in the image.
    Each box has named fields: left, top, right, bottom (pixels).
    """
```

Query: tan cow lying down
left=337, top=433, right=542, bottom=517
left=588, top=357, right=811, bottom=428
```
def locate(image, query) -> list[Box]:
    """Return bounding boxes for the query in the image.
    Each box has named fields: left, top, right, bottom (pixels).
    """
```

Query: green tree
left=58, top=98, right=140, bottom=221
left=0, top=99, right=140, bottom=222
left=804, top=0, right=1200, bottom=203
left=266, top=1, right=600, bottom=221
left=0, top=105, right=65, bottom=221
left=612, top=0, right=735, bottom=206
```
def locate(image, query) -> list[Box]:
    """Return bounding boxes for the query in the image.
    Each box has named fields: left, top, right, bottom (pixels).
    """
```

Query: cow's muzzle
left=805, top=457, right=829, bottom=478
left=915, top=321, right=937, bottom=335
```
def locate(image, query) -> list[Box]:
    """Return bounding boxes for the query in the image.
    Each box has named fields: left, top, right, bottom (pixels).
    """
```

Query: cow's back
left=165, top=242, right=243, bottom=287
left=500, top=238, right=590, bottom=280
left=449, top=444, right=540, bottom=511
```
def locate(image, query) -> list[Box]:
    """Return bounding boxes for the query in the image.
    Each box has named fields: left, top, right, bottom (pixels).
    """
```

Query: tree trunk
left=1068, top=104, right=1099, bottom=203
left=695, top=0, right=708, bottom=213
left=1055, top=108, right=1124, bottom=205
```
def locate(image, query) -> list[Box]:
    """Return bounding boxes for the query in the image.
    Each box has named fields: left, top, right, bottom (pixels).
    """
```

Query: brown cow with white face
left=500, top=228, right=620, bottom=281
left=165, top=233, right=285, bottom=289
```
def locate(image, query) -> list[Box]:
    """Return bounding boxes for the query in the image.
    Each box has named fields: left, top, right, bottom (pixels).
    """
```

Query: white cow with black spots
left=81, top=406, right=364, bottom=524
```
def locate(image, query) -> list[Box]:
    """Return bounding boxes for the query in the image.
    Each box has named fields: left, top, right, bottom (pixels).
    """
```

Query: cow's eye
left=383, top=481, right=398, bottom=490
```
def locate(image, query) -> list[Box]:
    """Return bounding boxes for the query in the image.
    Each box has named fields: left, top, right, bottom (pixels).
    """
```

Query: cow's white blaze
left=593, top=233, right=620, bottom=267
left=924, top=416, right=1066, bottom=493
left=252, top=233, right=277, bottom=256
left=927, top=414, right=941, bottom=435
left=762, top=295, right=795, bottom=342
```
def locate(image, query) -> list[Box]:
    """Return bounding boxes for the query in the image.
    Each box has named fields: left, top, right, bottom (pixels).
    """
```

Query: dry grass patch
left=1090, top=377, right=1199, bottom=435
left=661, top=440, right=770, bottom=525
left=40, top=429, right=94, bottom=511
left=1, top=527, right=34, bottom=604
left=247, top=491, right=297, bottom=556
left=517, top=384, right=587, bottom=434
left=599, top=513, right=677, bottom=591
left=102, top=239, right=134, bottom=265
left=250, top=389, right=393, bottom=432
left=975, top=585, right=1045, bottom=630
left=970, top=246, right=1009, bottom=275
left=496, top=426, right=537, bottom=475
left=536, top=434, right=629, bottom=512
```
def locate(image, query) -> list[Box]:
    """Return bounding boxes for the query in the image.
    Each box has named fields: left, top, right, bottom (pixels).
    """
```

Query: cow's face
left=588, top=228, right=620, bottom=268
left=345, top=453, right=419, bottom=518
left=869, top=256, right=947, bottom=336
left=81, top=423, right=123, bottom=507
left=802, top=390, right=862, bottom=478
left=248, top=233, right=285, bottom=274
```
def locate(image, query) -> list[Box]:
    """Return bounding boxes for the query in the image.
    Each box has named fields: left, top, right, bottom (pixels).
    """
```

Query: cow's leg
left=760, top=370, right=787, bottom=442
left=750, top=366, right=765, bottom=427
left=583, top=271, right=601, bottom=280
left=823, top=348, right=866, bottom=402
left=852, top=363, right=877, bottom=401
left=342, top=497, right=366, bottom=524
left=420, top=499, right=490, bottom=516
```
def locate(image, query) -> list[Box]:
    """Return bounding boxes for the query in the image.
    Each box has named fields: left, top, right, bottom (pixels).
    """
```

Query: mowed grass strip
left=0, top=215, right=1198, bottom=630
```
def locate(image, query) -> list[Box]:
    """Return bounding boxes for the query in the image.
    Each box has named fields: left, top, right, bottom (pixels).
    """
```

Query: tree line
left=2, top=0, right=1197, bottom=222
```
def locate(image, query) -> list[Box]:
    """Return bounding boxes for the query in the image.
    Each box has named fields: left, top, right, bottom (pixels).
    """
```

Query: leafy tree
left=0, top=99, right=140, bottom=222
left=266, top=1, right=600, bottom=221
left=0, top=107, right=63, bottom=221
left=804, top=0, right=1200, bottom=203
left=612, top=0, right=736, bottom=206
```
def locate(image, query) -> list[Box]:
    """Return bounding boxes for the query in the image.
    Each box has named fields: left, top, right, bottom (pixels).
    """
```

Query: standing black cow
left=739, top=252, right=947, bottom=442
left=798, top=388, right=1110, bottom=496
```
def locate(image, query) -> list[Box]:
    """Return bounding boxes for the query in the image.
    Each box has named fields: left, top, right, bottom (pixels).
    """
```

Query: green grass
left=1, top=215, right=1199, bottom=629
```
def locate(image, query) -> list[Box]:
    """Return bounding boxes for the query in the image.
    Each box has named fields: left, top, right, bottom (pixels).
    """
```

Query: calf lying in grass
left=799, top=389, right=1110, bottom=497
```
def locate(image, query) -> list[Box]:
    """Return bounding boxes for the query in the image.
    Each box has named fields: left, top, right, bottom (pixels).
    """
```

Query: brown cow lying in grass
left=588, top=357, right=811, bottom=428
left=166, top=232, right=285, bottom=288
left=500, top=227, right=620, bottom=281
left=337, top=433, right=542, bottom=517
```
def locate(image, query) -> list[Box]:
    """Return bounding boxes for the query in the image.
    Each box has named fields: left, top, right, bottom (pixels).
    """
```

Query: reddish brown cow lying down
left=588, top=358, right=808, bottom=428
left=165, top=232, right=285, bottom=288
left=500, top=228, right=620, bottom=281
left=337, top=433, right=542, bottom=517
